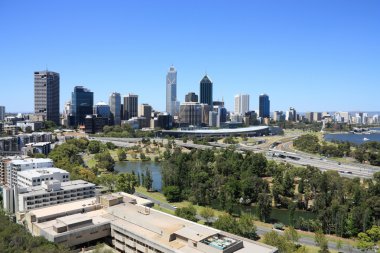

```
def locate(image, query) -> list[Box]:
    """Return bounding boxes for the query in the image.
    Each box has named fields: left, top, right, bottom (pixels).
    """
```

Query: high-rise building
left=62, top=101, right=73, bottom=127
left=179, top=102, right=202, bottom=126
left=123, top=94, right=138, bottom=120
left=0, top=106, right=5, bottom=121
left=166, top=65, right=178, bottom=115
left=273, top=111, right=284, bottom=122
left=185, top=92, right=198, bottom=102
left=139, top=104, right=152, bottom=128
left=34, top=71, right=60, bottom=125
left=200, top=75, right=213, bottom=106
left=234, top=94, right=249, bottom=115
left=259, top=94, right=270, bottom=118
left=93, top=102, right=111, bottom=119
left=71, top=86, right=94, bottom=126
left=109, top=92, right=121, bottom=125
left=286, top=107, right=297, bottom=121
left=209, top=111, right=218, bottom=127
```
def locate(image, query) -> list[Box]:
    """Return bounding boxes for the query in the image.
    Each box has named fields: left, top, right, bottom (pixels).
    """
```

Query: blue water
left=324, top=129, right=380, bottom=145
left=114, top=161, right=162, bottom=191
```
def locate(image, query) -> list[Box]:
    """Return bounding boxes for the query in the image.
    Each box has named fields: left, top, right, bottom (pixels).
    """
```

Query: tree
left=263, top=231, right=296, bottom=253
left=106, top=142, right=116, bottom=150
left=213, top=214, right=239, bottom=234
left=88, top=140, right=102, bottom=154
left=237, top=214, right=257, bottom=240
left=357, top=232, right=375, bottom=251
left=95, top=151, right=115, bottom=172
left=175, top=205, right=197, bottom=222
left=284, top=227, right=299, bottom=244
left=143, top=168, right=153, bottom=191
left=314, top=230, right=329, bottom=253
left=97, top=173, right=117, bottom=192
left=117, top=148, right=126, bottom=161
left=163, top=186, right=182, bottom=202
left=257, top=193, right=272, bottom=222
left=78, top=167, right=97, bottom=182
left=115, top=173, right=137, bottom=194
left=200, top=207, right=215, bottom=225
left=140, top=153, right=148, bottom=161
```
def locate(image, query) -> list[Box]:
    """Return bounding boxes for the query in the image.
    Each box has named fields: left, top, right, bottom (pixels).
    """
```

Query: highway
left=92, top=136, right=380, bottom=178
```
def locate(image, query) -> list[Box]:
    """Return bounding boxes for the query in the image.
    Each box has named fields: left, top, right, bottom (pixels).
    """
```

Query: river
left=114, top=161, right=162, bottom=191
left=324, top=128, right=380, bottom=145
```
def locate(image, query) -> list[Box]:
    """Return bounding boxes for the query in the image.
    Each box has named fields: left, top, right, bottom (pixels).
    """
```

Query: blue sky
left=0, top=0, right=379, bottom=113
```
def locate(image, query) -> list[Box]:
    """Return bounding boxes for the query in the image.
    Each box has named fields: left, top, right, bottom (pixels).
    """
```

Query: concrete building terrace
left=23, top=193, right=277, bottom=253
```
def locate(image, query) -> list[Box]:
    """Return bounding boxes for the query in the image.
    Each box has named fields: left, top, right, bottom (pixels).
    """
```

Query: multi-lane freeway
left=91, top=136, right=380, bottom=179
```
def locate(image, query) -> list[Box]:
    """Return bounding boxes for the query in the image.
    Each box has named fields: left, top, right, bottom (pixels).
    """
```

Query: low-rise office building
left=23, top=193, right=277, bottom=253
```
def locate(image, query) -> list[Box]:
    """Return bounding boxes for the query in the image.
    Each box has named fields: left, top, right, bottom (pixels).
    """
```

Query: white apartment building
left=15, top=180, right=95, bottom=212
left=234, top=94, right=249, bottom=115
left=6, top=158, right=54, bottom=187
left=17, top=168, right=70, bottom=188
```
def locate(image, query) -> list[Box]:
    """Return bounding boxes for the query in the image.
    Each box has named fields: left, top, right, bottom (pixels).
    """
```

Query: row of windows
left=113, top=230, right=164, bottom=253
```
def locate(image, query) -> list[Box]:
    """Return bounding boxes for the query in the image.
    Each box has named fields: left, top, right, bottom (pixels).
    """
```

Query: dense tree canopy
left=161, top=147, right=380, bottom=239
left=0, top=211, right=68, bottom=253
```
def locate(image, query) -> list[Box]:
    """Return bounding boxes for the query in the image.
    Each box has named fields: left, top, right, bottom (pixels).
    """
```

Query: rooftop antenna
left=46, top=64, right=48, bottom=72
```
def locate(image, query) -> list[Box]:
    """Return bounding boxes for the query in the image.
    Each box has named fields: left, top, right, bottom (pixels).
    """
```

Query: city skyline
left=0, top=1, right=379, bottom=113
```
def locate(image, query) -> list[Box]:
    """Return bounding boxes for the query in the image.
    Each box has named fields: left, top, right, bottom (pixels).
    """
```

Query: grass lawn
left=135, top=186, right=228, bottom=218
left=82, top=153, right=97, bottom=168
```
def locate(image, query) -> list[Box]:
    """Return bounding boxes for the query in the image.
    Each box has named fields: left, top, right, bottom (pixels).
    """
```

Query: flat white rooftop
left=18, top=167, right=68, bottom=178
left=11, top=158, right=53, bottom=165
left=25, top=142, right=51, bottom=146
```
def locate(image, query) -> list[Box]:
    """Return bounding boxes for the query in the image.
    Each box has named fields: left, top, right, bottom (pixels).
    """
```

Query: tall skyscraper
left=34, top=71, right=60, bottom=125
left=166, top=65, right=177, bottom=115
left=185, top=92, right=198, bottom=102
left=200, top=75, right=213, bottom=106
left=259, top=94, right=270, bottom=118
left=123, top=94, right=138, bottom=120
left=234, top=94, right=249, bottom=115
left=0, top=106, right=5, bottom=121
left=109, top=92, right=121, bottom=125
left=71, top=86, right=94, bottom=126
